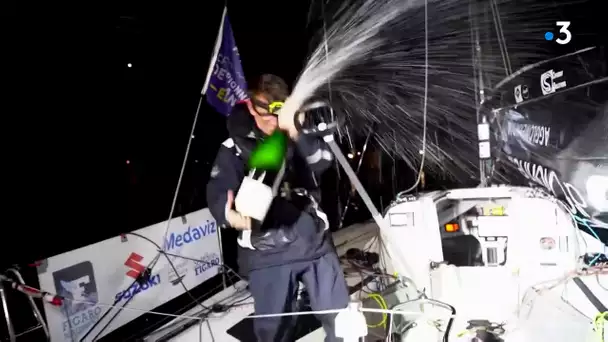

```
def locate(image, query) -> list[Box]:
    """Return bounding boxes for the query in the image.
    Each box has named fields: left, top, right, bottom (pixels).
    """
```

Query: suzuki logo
left=124, top=252, right=146, bottom=279
left=540, top=69, right=566, bottom=95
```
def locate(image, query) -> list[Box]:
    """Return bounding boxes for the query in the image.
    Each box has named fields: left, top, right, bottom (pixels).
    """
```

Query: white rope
left=489, top=0, right=512, bottom=76
left=63, top=298, right=205, bottom=321
left=321, top=0, right=333, bottom=122
left=398, top=0, right=428, bottom=195
left=62, top=300, right=457, bottom=335
left=244, top=307, right=456, bottom=320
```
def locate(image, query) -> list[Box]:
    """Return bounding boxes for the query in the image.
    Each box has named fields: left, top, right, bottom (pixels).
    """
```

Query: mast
left=470, top=0, right=511, bottom=186
left=470, top=0, right=489, bottom=186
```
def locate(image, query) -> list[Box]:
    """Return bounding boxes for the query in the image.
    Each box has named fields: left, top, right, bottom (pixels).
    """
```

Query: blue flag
left=202, top=7, right=248, bottom=116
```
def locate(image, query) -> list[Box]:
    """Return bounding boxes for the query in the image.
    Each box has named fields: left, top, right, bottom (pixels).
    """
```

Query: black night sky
left=3, top=0, right=603, bottom=267
left=4, top=0, right=318, bottom=266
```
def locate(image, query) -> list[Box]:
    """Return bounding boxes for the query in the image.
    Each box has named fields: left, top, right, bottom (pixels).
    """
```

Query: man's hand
left=225, top=190, right=251, bottom=231
left=278, top=100, right=304, bottom=139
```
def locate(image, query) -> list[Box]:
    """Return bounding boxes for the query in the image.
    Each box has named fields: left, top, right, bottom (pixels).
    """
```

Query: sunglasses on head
left=251, top=98, right=284, bottom=116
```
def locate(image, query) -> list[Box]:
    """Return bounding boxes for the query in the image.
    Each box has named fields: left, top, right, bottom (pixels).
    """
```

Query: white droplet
left=586, top=175, right=608, bottom=211
left=347, top=153, right=354, bottom=159
left=127, top=63, right=132, bottom=68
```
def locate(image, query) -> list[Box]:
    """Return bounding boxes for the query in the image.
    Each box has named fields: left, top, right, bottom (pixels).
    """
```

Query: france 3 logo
left=544, top=21, right=572, bottom=45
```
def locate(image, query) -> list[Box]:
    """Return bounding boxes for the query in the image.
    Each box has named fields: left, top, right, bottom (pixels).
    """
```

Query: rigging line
left=321, top=0, right=346, bottom=144
left=320, top=0, right=346, bottom=230
left=305, top=0, right=316, bottom=29
left=494, top=76, right=608, bottom=111
left=79, top=254, right=160, bottom=342
left=68, top=298, right=206, bottom=321
left=321, top=0, right=333, bottom=116
left=370, top=0, right=430, bottom=284
left=488, top=0, right=508, bottom=76
left=489, top=0, right=512, bottom=75
left=398, top=0, right=428, bottom=195
left=244, top=307, right=457, bottom=320
left=320, top=0, right=354, bottom=152
left=338, top=129, right=374, bottom=229
left=86, top=231, right=214, bottom=342
left=469, top=0, right=480, bottom=108
left=111, top=96, right=206, bottom=338
left=126, top=232, right=212, bottom=311
left=158, top=95, right=205, bottom=264
left=150, top=287, right=250, bottom=337
left=93, top=232, right=216, bottom=342
left=1, top=278, right=206, bottom=327
left=158, top=248, right=245, bottom=288
left=146, top=290, right=253, bottom=340
left=160, top=251, right=221, bottom=267
left=494, top=46, right=595, bottom=89
left=86, top=225, right=239, bottom=336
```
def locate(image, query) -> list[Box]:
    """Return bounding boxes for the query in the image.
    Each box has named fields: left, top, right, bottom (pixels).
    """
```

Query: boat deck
left=144, top=221, right=380, bottom=342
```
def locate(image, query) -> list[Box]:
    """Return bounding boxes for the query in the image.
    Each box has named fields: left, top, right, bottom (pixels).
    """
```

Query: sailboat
left=1, top=1, right=606, bottom=341
left=142, top=1, right=607, bottom=341
left=144, top=13, right=607, bottom=342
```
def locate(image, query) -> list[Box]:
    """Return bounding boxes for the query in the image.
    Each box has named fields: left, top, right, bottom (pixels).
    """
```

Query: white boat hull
left=147, top=186, right=607, bottom=342
left=144, top=222, right=380, bottom=341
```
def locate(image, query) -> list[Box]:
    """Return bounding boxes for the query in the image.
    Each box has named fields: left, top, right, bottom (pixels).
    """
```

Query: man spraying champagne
left=207, top=74, right=349, bottom=342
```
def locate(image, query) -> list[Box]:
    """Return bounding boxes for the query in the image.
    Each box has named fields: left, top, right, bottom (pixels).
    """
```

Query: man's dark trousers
left=248, top=252, right=350, bottom=342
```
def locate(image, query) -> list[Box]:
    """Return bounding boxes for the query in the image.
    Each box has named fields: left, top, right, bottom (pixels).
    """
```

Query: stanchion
left=0, top=282, right=16, bottom=342
left=216, top=225, right=228, bottom=289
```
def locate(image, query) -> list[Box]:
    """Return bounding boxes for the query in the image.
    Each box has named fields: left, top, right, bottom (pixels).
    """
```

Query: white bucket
left=234, top=170, right=274, bottom=222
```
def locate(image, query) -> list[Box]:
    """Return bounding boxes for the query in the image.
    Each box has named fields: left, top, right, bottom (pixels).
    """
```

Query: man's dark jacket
left=206, top=103, right=335, bottom=274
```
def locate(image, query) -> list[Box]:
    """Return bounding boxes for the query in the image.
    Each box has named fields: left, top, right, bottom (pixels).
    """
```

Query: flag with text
left=202, top=7, right=248, bottom=116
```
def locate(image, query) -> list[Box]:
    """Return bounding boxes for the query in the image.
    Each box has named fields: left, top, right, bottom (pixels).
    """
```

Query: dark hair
left=251, top=74, right=289, bottom=103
